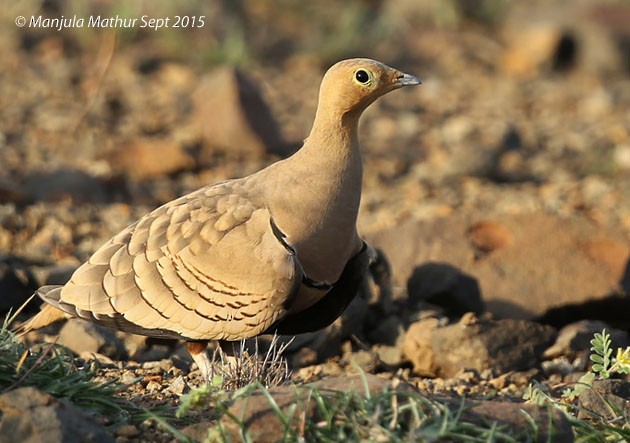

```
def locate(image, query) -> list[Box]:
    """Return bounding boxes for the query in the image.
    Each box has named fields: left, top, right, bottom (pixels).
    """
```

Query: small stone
left=0, top=386, right=113, bottom=443
left=115, top=424, right=140, bottom=438
left=488, top=373, right=511, bottom=390
left=79, top=352, right=116, bottom=366
left=373, top=345, right=403, bottom=367
left=121, top=370, right=138, bottom=384
left=166, top=375, right=188, bottom=395
left=145, top=380, right=162, bottom=393
left=58, top=319, right=127, bottom=359
left=467, top=220, right=513, bottom=253
left=141, top=359, right=174, bottom=373
left=345, top=350, right=379, bottom=373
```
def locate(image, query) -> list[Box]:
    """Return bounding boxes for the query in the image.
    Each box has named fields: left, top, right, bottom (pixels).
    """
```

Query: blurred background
left=0, top=0, right=629, bottom=323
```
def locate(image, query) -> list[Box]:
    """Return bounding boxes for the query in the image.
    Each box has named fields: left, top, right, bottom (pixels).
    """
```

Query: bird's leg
left=187, top=340, right=212, bottom=382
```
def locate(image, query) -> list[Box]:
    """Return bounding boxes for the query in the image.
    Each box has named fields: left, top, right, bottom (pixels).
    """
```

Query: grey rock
left=431, top=316, right=557, bottom=377
left=578, top=379, right=630, bottom=421
left=30, top=263, right=77, bottom=288
left=544, top=320, right=629, bottom=358
left=461, top=400, right=574, bottom=442
left=0, top=386, right=113, bottom=443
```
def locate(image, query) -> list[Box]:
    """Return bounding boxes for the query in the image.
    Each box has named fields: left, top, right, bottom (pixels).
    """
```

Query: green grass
left=5, top=305, right=629, bottom=443
left=178, top=376, right=533, bottom=442
left=524, top=328, right=630, bottom=442
left=1, top=309, right=150, bottom=424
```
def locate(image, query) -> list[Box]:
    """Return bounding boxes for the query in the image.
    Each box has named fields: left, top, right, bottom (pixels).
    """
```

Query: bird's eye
left=355, top=70, right=370, bottom=84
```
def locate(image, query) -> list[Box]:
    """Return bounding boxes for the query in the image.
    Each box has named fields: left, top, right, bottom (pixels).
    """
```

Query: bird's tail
left=13, top=286, right=69, bottom=336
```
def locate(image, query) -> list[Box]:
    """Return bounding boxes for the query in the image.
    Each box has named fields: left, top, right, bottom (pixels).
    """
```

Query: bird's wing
left=267, top=241, right=371, bottom=335
left=38, top=181, right=302, bottom=341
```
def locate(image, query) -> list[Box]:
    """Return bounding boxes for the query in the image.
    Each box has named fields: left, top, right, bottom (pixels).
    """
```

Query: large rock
left=189, top=67, right=288, bottom=160
left=0, top=386, right=113, bottom=443
left=404, top=314, right=557, bottom=377
left=366, top=213, right=630, bottom=319
left=430, top=315, right=557, bottom=378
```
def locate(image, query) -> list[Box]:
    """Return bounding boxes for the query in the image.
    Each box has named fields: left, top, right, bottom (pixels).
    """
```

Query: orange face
left=317, top=58, right=421, bottom=116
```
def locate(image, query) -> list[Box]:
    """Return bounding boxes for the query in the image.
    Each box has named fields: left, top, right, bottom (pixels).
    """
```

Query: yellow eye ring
left=353, top=69, right=373, bottom=86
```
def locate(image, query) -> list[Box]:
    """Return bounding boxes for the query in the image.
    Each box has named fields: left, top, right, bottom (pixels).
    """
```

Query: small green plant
left=177, top=374, right=227, bottom=419
left=590, top=329, right=630, bottom=378
left=2, top=311, right=137, bottom=421
left=202, top=380, right=527, bottom=442
left=525, top=328, right=630, bottom=441
left=562, top=329, right=630, bottom=401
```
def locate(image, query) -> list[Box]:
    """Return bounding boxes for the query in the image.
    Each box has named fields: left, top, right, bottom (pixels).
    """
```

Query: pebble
left=115, top=424, right=140, bottom=438
left=166, top=375, right=188, bottom=395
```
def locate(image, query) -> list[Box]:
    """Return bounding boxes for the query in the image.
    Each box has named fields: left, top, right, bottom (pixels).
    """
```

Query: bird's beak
left=395, top=72, right=422, bottom=86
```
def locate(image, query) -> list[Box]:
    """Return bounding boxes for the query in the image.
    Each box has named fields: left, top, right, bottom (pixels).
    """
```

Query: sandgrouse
left=20, top=58, right=420, bottom=380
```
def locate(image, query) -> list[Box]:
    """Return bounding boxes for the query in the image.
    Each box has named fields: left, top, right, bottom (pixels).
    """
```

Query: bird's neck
left=263, top=109, right=364, bottom=281
left=301, top=105, right=362, bottom=163
left=298, top=109, right=363, bottom=201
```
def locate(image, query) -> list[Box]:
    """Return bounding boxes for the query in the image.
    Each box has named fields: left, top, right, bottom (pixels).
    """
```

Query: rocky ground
left=1, top=0, right=629, bottom=442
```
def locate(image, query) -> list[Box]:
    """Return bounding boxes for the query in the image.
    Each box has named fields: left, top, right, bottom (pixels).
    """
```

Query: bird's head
left=317, top=58, right=421, bottom=120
